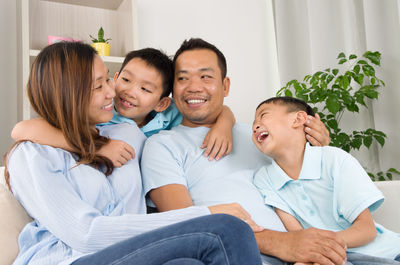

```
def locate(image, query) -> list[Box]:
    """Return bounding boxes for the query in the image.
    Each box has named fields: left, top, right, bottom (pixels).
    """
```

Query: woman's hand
left=208, top=203, right=264, bottom=232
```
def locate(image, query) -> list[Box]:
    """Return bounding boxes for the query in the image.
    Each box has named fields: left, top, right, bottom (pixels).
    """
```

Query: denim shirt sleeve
left=8, top=141, right=210, bottom=254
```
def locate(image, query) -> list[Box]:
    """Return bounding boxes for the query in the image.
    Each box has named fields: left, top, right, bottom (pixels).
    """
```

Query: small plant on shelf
left=90, top=27, right=111, bottom=56
left=276, top=51, right=400, bottom=181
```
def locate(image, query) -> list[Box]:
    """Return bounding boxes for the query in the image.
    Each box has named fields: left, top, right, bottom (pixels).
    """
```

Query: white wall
left=136, top=0, right=280, bottom=124
left=0, top=0, right=18, bottom=165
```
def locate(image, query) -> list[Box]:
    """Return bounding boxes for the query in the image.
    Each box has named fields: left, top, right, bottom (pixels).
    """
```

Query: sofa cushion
left=0, top=167, right=32, bottom=265
left=372, top=180, right=400, bottom=233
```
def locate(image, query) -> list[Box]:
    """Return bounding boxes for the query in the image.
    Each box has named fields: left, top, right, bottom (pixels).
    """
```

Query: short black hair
left=257, top=96, right=315, bottom=116
left=118, top=48, right=173, bottom=98
left=173, top=38, right=227, bottom=79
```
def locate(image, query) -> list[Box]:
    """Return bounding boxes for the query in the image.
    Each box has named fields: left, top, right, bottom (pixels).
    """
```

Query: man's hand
left=305, top=113, right=330, bottom=146
left=208, top=203, right=264, bottom=232
left=97, top=139, right=135, bottom=167
left=256, top=228, right=346, bottom=265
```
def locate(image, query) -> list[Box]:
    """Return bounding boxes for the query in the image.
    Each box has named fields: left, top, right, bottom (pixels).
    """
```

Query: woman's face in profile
left=88, top=55, right=116, bottom=125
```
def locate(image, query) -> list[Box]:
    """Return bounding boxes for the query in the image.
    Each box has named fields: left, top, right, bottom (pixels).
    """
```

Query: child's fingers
left=203, top=138, right=216, bottom=158
left=119, top=149, right=132, bottom=162
left=208, top=140, right=220, bottom=161
left=123, top=144, right=135, bottom=159
left=201, top=133, right=210, bottom=149
left=215, top=141, right=228, bottom=161
left=226, top=141, right=233, bottom=155
left=208, top=138, right=225, bottom=161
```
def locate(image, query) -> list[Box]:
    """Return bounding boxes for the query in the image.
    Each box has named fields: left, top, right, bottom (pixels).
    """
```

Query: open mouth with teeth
left=101, top=103, right=113, bottom=111
left=256, top=131, right=269, bottom=143
left=120, top=98, right=136, bottom=108
left=186, top=99, right=206, bottom=105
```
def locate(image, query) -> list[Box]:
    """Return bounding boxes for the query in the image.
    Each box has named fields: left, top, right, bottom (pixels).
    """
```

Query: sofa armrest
left=372, top=180, right=400, bottom=233
left=0, top=166, right=33, bottom=265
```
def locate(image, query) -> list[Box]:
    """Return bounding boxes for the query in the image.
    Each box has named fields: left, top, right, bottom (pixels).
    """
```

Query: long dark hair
left=4, top=42, right=114, bottom=190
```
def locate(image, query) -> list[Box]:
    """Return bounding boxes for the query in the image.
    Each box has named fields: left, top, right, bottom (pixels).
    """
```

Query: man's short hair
left=173, top=38, right=227, bottom=79
left=119, top=48, right=173, bottom=98
left=257, top=96, right=315, bottom=116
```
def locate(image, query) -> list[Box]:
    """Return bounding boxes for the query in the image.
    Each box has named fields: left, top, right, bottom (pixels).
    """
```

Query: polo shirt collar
left=267, top=143, right=322, bottom=190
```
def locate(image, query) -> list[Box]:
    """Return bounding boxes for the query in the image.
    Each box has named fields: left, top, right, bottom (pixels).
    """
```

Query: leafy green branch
left=277, top=51, right=399, bottom=181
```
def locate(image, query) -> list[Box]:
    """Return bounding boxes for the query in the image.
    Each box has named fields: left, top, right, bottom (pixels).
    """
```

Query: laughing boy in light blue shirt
left=252, top=97, right=400, bottom=263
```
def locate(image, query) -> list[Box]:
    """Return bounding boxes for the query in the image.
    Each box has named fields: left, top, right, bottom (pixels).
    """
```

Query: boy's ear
left=153, top=97, right=171, bottom=113
left=292, top=111, right=308, bottom=128
left=113, top=72, right=119, bottom=83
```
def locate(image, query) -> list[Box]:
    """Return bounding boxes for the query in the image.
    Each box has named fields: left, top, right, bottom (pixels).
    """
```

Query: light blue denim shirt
left=8, top=123, right=209, bottom=265
left=99, top=99, right=182, bottom=137
left=254, top=143, right=400, bottom=259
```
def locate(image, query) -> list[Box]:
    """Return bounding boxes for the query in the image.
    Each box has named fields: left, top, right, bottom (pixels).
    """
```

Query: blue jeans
left=260, top=252, right=400, bottom=265
left=345, top=252, right=400, bottom=264
left=72, top=214, right=262, bottom=265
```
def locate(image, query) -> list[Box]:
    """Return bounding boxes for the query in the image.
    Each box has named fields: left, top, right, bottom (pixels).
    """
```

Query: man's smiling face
left=173, top=49, right=229, bottom=128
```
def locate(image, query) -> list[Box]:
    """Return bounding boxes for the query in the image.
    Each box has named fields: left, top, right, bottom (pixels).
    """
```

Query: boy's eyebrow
left=120, top=68, right=133, bottom=76
left=121, top=68, right=157, bottom=89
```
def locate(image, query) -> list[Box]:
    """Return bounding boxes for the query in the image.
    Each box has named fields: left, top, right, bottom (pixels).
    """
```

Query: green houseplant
left=276, top=51, right=400, bottom=181
left=90, top=27, right=111, bottom=56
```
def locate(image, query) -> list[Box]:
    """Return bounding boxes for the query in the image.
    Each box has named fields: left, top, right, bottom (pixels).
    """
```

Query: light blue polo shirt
left=98, top=99, right=182, bottom=137
left=254, top=143, right=400, bottom=259
left=141, top=123, right=286, bottom=232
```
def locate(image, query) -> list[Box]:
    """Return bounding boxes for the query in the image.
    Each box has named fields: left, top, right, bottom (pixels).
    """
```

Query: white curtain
left=272, top=0, right=400, bottom=179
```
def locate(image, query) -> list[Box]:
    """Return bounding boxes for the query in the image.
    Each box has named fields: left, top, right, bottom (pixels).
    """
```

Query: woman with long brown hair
left=4, top=42, right=262, bottom=265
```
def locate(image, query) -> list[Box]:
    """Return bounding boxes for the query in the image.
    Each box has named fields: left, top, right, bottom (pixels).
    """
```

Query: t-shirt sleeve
left=333, top=149, right=384, bottom=223
left=253, top=166, right=295, bottom=216
left=141, top=134, right=188, bottom=195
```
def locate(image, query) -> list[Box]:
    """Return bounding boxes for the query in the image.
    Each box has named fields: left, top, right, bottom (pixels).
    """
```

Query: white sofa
left=1, top=166, right=399, bottom=264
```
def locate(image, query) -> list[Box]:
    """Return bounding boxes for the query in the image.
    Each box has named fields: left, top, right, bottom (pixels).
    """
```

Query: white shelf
left=30, top=49, right=124, bottom=63
left=30, top=49, right=124, bottom=77
left=42, top=0, right=124, bottom=10
left=19, top=0, right=138, bottom=120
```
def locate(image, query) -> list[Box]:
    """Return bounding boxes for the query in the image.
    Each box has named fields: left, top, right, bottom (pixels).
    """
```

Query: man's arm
left=305, top=113, right=330, bottom=146
left=255, top=228, right=346, bottom=265
left=149, top=184, right=264, bottom=232
left=149, top=184, right=194, bottom=211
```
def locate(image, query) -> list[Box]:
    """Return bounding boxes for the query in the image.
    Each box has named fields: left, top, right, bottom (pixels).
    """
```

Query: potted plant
left=90, top=27, right=111, bottom=56
left=276, top=51, right=400, bottom=181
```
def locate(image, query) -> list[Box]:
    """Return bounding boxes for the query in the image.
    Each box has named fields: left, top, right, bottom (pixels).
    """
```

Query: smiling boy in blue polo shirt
left=252, top=96, right=400, bottom=264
